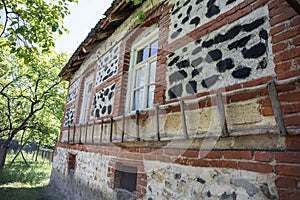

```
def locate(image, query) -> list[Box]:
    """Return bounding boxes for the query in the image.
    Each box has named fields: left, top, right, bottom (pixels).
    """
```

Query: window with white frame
left=80, top=75, right=93, bottom=123
left=127, top=27, right=158, bottom=112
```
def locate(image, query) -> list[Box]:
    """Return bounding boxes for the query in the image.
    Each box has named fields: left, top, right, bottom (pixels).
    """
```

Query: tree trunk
left=0, top=140, right=10, bottom=170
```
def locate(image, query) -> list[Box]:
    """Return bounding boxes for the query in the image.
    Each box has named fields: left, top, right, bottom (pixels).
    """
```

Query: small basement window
left=67, top=153, right=76, bottom=175
left=115, top=164, right=137, bottom=198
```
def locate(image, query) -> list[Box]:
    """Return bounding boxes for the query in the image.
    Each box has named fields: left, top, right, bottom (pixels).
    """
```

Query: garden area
left=0, top=152, right=66, bottom=200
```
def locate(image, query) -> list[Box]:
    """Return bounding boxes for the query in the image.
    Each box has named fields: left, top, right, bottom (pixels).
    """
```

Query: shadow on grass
left=0, top=160, right=49, bottom=186
left=0, top=185, right=66, bottom=200
left=0, top=153, right=66, bottom=200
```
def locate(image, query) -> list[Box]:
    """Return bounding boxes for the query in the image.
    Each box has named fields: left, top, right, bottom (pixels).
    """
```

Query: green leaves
left=0, top=48, right=69, bottom=148
left=126, top=0, right=143, bottom=5
left=136, top=10, right=146, bottom=24
left=0, top=0, right=77, bottom=56
left=125, top=0, right=146, bottom=24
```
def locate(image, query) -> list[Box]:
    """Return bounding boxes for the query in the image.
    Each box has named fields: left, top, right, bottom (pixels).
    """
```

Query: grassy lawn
left=0, top=151, right=66, bottom=200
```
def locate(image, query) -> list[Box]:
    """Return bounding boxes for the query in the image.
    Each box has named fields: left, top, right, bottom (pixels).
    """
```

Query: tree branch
left=0, top=88, right=13, bottom=134
left=0, top=0, right=8, bottom=37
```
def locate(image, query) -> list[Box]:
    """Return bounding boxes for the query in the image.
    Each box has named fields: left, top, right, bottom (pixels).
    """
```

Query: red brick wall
left=58, top=0, right=300, bottom=198
left=57, top=133, right=300, bottom=199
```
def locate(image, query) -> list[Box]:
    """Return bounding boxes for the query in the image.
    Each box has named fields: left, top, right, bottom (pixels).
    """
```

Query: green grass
left=0, top=151, right=66, bottom=200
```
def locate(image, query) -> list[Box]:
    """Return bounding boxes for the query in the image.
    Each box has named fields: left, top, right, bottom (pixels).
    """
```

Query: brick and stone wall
left=52, top=134, right=300, bottom=200
left=54, top=0, right=300, bottom=199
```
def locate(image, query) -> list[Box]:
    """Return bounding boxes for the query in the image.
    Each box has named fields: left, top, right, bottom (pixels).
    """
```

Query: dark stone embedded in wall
left=183, top=0, right=191, bottom=7
left=202, top=39, right=214, bottom=48
left=169, top=0, right=243, bottom=42
left=232, top=66, right=251, bottom=79
left=192, top=47, right=202, bottom=55
left=169, top=70, right=188, bottom=83
left=257, top=57, right=268, bottom=69
left=207, top=0, right=216, bottom=7
left=206, top=0, right=220, bottom=18
left=260, top=183, right=277, bottom=199
left=216, top=58, right=234, bottom=72
left=196, top=0, right=204, bottom=5
left=64, top=106, right=75, bottom=127
left=115, top=189, right=136, bottom=200
left=168, top=52, right=175, bottom=58
left=196, top=177, right=206, bottom=184
left=220, top=192, right=237, bottom=200
left=168, top=56, right=180, bottom=67
left=203, top=25, right=242, bottom=48
left=190, top=17, right=200, bottom=27
left=174, top=173, right=182, bottom=179
left=259, top=29, right=268, bottom=40
left=230, top=178, right=260, bottom=197
left=176, top=59, right=190, bottom=68
left=228, top=35, right=251, bottom=50
left=242, top=42, right=266, bottom=59
left=191, top=57, right=203, bottom=67
left=96, top=45, right=119, bottom=86
left=91, top=84, right=115, bottom=118
left=242, top=18, right=265, bottom=32
left=186, top=5, right=192, bottom=16
left=192, top=67, right=203, bottom=77
left=182, top=16, right=189, bottom=24
left=172, top=7, right=181, bottom=15
left=195, top=38, right=202, bottom=45
left=225, top=25, right=241, bottom=40
left=66, top=80, right=79, bottom=104
left=168, top=84, right=183, bottom=99
left=171, top=28, right=183, bottom=39
left=186, top=80, right=197, bottom=94
left=207, top=191, right=212, bottom=198
left=206, top=5, right=220, bottom=18
left=167, top=6, right=272, bottom=99
left=206, top=49, right=223, bottom=63
left=226, top=0, right=237, bottom=5
left=201, top=75, right=219, bottom=88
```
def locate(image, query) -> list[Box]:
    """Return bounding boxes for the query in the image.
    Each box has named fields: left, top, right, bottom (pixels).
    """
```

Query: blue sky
left=55, top=0, right=113, bottom=54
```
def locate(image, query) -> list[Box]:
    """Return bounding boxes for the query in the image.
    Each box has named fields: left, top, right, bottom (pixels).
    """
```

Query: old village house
left=50, top=0, right=300, bottom=199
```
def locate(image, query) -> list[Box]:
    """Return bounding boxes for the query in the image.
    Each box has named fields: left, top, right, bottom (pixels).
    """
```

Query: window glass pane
left=147, top=85, right=155, bottom=108
left=135, top=67, right=145, bottom=88
left=150, top=40, right=158, bottom=57
left=133, top=88, right=144, bottom=111
left=88, top=83, right=93, bottom=92
left=136, top=46, right=149, bottom=64
left=149, top=61, right=156, bottom=84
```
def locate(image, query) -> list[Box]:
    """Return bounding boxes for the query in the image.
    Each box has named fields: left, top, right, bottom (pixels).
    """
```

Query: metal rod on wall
left=121, top=114, right=125, bottom=143
left=100, top=119, right=103, bottom=143
left=73, top=124, right=76, bottom=144
left=110, top=117, right=113, bottom=143
left=155, top=105, right=161, bottom=141
left=85, top=122, right=88, bottom=143
left=92, top=121, right=95, bottom=143
left=216, top=93, right=229, bottom=137
left=136, top=110, right=140, bottom=141
left=267, top=80, right=287, bottom=136
left=68, top=125, right=70, bottom=144
left=79, top=124, right=82, bottom=143
left=180, top=100, right=189, bottom=139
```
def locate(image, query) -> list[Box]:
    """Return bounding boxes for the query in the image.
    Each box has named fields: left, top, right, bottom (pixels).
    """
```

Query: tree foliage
left=0, top=0, right=77, bottom=56
left=126, top=0, right=145, bottom=24
left=0, top=0, right=76, bottom=169
left=0, top=49, right=69, bottom=147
